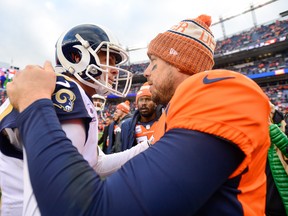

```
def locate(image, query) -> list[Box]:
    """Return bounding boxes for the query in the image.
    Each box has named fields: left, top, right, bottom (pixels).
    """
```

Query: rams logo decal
left=53, top=89, right=76, bottom=112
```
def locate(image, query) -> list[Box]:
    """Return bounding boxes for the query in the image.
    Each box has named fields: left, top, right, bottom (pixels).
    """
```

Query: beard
left=151, top=70, right=175, bottom=106
left=140, top=111, right=154, bottom=118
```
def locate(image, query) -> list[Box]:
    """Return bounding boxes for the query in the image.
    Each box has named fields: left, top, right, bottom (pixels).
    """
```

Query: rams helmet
left=92, top=94, right=106, bottom=111
left=55, top=24, right=133, bottom=97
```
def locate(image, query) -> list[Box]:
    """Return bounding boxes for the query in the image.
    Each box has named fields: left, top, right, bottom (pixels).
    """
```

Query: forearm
left=95, top=141, right=149, bottom=177
left=270, top=124, right=288, bottom=156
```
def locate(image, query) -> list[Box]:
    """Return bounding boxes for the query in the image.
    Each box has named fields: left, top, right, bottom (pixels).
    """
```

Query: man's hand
left=7, top=61, right=56, bottom=112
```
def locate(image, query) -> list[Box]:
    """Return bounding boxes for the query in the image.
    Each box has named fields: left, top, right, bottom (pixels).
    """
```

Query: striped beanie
left=136, top=82, right=152, bottom=104
left=148, top=14, right=216, bottom=75
left=116, top=100, right=130, bottom=114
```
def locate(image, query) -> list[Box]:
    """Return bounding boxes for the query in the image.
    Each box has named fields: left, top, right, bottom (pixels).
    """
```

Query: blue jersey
left=0, top=74, right=97, bottom=160
left=0, top=74, right=98, bottom=216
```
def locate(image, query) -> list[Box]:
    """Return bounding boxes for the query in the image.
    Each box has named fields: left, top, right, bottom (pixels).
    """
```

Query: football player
left=92, top=93, right=106, bottom=122
left=0, top=24, right=149, bottom=216
left=120, top=82, right=161, bottom=151
left=92, top=94, right=106, bottom=112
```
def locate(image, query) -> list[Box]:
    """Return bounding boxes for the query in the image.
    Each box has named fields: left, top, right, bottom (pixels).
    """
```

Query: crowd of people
left=215, top=18, right=288, bottom=56
left=0, top=13, right=288, bottom=216
left=1, top=17, right=288, bottom=107
left=122, top=17, right=288, bottom=76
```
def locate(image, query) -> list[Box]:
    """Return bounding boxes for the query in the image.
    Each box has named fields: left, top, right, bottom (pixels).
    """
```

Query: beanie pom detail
left=197, top=14, right=212, bottom=27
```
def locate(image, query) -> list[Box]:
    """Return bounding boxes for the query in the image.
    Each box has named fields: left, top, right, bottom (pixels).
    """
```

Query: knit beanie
left=136, top=82, right=152, bottom=104
left=148, top=14, right=215, bottom=75
left=116, top=100, right=130, bottom=114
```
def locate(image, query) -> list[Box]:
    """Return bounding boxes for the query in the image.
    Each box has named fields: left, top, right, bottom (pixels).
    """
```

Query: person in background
left=266, top=103, right=288, bottom=216
left=105, top=111, right=121, bottom=154
left=270, top=102, right=286, bottom=133
left=7, top=14, right=271, bottom=215
left=92, top=93, right=106, bottom=122
left=112, top=100, right=132, bottom=153
left=98, top=116, right=113, bottom=153
left=120, top=82, right=161, bottom=150
left=284, top=107, right=288, bottom=136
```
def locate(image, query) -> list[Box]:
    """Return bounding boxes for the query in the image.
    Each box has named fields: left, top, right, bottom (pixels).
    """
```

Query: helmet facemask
left=56, top=24, right=133, bottom=98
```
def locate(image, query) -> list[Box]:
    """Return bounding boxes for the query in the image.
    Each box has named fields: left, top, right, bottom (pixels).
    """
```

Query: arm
left=18, top=99, right=244, bottom=216
left=270, top=124, right=288, bottom=156
left=95, top=141, right=149, bottom=177
left=61, top=116, right=149, bottom=177
left=280, top=120, right=287, bottom=134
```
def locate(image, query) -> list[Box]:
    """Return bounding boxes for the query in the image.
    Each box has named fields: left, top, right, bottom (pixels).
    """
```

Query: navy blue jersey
left=0, top=74, right=98, bottom=216
left=0, top=74, right=95, bottom=158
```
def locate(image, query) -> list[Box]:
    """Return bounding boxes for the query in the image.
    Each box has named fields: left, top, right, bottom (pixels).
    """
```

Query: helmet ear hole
left=71, top=51, right=82, bottom=63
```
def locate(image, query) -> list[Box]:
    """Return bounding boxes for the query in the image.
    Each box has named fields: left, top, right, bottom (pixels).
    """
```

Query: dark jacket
left=111, top=113, right=133, bottom=153
left=120, top=110, right=141, bottom=151
left=106, top=121, right=118, bottom=154
left=266, top=124, right=288, bottom=216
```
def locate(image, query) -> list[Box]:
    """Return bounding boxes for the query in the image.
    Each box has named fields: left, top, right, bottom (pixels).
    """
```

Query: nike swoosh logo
left=203, top=75, right=235, bottom=84
left=56, top=80, right=71, bottom=88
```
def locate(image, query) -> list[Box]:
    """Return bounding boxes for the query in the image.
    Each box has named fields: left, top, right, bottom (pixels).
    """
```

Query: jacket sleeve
left=106, top=122, right=115, bottom=154
left=112, top=130, right=121, bottom=153
left=270, top=124, right=288, bottom=156
left=120, top=119, right=134, bottom=151
left=113, top=120, right=127, bottom=153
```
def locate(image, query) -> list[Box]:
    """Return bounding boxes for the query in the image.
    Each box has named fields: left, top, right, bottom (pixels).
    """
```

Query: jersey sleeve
left=0, top=99, right=22, bottom=159
left=0, top=99, right=19, bottom=130
left=53, top=75, right=91, bottom=122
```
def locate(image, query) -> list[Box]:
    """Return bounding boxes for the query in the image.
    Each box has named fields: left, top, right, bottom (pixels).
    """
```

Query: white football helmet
left=55, top=24, right=133, bottom=97
left=92, top=94, right=106, bottom=111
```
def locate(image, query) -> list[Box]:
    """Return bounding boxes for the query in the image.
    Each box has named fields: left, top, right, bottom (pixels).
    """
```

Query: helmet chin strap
left=74, top=72, right=111, bottom=96
left=94, top=84, right=110, bottom=96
